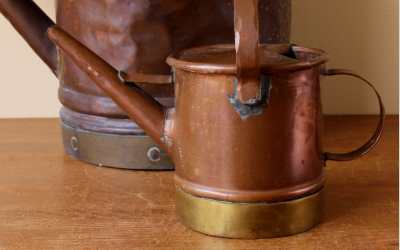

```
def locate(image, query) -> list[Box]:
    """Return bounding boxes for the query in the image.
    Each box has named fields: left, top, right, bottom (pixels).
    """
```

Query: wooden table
left=0, top=116, right=397, bottom=250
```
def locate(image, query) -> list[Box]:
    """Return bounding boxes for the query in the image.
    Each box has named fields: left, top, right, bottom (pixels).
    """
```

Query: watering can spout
left=47, top=26, right=169, bottom=151
left=0, top=0, right=57, bottom=74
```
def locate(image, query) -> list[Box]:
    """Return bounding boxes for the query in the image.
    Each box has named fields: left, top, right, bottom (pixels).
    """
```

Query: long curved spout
left=47, top=26, right=168, bottom=150
left=0, top=0, right=57, bottom=74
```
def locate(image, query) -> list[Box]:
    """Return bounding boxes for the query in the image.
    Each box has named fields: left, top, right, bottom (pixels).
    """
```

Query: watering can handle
left=234, top=0, right=261, bottom=102
left=322, top=68, right=385, bottom=161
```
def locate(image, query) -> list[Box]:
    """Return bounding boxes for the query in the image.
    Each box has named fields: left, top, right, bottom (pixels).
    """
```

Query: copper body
left=167, top=47, right=384, bottom=203
left=171, top=54, right=325, bottom=202
left=47, top=35, right=384, bottom=204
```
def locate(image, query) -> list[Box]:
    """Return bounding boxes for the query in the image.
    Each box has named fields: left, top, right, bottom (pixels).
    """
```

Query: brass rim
left=176, top=188, right=323, bottom=239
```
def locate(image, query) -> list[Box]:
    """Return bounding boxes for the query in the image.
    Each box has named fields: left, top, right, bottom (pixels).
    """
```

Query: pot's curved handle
left=322, top=68, right=385, bottom=161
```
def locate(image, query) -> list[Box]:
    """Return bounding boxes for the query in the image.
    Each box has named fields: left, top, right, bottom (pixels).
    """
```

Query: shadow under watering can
left=48, top=0, right=384, bottom=239
left=0, top=0, right=291, bottom=170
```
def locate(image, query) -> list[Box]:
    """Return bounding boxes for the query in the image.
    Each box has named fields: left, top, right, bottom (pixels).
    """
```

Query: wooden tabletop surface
left=0, top=116, right=397, bottom=250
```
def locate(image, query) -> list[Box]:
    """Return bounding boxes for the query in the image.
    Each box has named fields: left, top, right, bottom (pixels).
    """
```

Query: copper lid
left=167, top=44, right=328, bottom=75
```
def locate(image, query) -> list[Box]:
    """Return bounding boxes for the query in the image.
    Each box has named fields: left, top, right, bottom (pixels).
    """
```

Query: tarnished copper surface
left=0, top=0, right=291, bottom=169
left=47, top=31, right=385, bottom=202
left=46, top=0, right=384, bottom=238
left=169, top=46, right=327, bottom=202
left=0, top=0, right=292, bottom=119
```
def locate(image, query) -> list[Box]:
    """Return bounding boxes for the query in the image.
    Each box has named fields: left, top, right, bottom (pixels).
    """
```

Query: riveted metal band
left=61, top=122, right=174, bottom=170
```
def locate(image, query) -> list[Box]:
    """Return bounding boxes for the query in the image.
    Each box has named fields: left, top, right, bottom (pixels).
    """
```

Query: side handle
left=322, top=68, right=385, bottom=161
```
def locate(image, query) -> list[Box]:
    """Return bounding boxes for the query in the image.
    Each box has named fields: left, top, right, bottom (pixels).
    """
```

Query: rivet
left=147, top=146, right=161, bottom=162
left=70, top=136, right=79, bottom=152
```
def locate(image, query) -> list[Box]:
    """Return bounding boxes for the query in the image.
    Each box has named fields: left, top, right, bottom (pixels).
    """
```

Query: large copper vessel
left=0, top=0, right=291, bottom=169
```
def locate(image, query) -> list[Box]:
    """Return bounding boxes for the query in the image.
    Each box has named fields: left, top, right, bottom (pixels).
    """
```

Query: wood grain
left=0, top=116, right=397, bottom=250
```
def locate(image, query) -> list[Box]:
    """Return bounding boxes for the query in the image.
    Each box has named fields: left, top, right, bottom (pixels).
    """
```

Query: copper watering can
left=47, top=0, right=384, bottom=239
left=0, top=0, right=291, bottom=170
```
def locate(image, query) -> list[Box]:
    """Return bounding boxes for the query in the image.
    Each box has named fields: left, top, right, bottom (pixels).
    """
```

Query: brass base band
left=176, top=188, right=323, bottom=239
left=61, top=122, right=174, bottom=170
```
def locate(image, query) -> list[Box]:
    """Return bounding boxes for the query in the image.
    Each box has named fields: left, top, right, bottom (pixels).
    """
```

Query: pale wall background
left=0, top=0, right=397, bottom=118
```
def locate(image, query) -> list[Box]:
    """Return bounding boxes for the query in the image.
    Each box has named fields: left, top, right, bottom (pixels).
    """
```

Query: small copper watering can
left=47, top=0, right=385, bottom=239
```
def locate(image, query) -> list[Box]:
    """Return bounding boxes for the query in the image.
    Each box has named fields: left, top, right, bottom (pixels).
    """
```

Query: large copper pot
left=0, top=0, right=291, bottom=170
